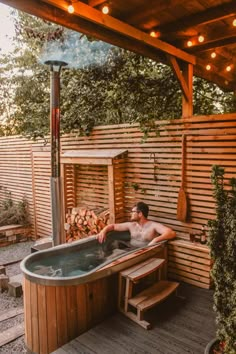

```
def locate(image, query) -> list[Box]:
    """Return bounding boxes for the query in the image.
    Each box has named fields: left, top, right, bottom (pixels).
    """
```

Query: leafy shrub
left=208, top=165, right=236, bottom=354
left=0, top=193, right=30, bottom=226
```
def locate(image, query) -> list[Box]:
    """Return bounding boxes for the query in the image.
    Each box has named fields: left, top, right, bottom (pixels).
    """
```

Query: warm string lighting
left=211, top=52, right=216, bottom=59
left=186, top=32, right=234, bottom=75
left=150, top=31, right=158, bottom=38
left=198, top=34, right=205, bottom=43
left=67, top=1, right=111, bottom=15
left=232, top=18, right=236, bottom=27
left=68, top=4, right=74, bottom=13
left=101, top=4, right=110, bottom=14
left=67, top=1, right=76, bottom=14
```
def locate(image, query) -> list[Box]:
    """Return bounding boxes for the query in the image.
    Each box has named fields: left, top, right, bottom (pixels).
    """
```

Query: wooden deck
left=52, top=283, right=216, bottom=354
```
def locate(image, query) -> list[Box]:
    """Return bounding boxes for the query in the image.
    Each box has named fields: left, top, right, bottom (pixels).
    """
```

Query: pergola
left=1, top=2, right=235, bottom=353
left=1, top=0, right=236, bottom=118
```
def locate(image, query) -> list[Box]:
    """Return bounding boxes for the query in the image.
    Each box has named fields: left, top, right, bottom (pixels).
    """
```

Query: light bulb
left=211, top=52, right=216, bottom=59
left=102, top=5, right=109, bottom=14
left=198, top=35, right=205, bottom=43
left=187, top=40, right=193, bottom=47
left=206, top=64, right=211, bottom=71
left=226, top=65, right=232, bottom=72
left=232, top=19, right=236, bottom=27
left=68, top=4, right=74, bottom=13
left=150, top=31, right=158, bottom=38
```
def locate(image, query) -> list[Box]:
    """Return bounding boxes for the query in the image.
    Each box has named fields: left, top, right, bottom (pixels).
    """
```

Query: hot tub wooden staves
left=22, top=243, right=167, bottom=354
left=23, top=276, right=117, bottom=354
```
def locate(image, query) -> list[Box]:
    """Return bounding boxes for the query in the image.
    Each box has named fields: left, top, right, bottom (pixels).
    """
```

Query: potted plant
left=205, top=165, right=236, bottom=354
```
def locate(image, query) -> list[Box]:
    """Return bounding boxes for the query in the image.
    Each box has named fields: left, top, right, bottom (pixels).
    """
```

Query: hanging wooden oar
left=177, top=134, right=187, bottom=222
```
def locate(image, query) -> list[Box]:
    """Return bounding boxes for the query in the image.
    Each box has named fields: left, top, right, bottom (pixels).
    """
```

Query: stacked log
left=65, top=207, right=110, bottom=243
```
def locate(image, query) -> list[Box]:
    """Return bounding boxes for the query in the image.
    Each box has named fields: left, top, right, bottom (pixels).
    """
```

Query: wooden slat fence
left=0, top=113, right=235, bottom=241
left=31, top=149, right=52, bottom=238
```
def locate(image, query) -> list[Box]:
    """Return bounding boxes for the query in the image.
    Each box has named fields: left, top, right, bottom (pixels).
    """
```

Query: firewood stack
left=65, top=207, right=110, bottom=243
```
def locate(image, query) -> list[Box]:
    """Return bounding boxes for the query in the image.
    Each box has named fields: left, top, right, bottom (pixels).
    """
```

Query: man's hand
left=148, top=240, right=156, bottom=246
left=97, top=231, right=106, bottom=243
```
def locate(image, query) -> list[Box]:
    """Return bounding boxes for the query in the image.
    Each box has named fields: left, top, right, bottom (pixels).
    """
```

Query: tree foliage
left=0, top=11, right=235, bottom=139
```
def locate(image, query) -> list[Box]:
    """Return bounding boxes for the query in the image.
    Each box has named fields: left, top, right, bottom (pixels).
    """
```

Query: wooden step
left=128, top=280, right=179, bottom=311
left=0, top=322, right=24, bottom=347
left=120, top=258, right=165, bottom=281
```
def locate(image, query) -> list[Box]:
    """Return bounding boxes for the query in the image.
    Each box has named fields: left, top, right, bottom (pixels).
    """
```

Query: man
left=97, top=201, right=176, bottom=247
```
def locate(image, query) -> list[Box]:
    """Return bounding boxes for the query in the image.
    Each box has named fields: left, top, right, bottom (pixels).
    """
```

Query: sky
left=0, top=3, right=15, bottom=54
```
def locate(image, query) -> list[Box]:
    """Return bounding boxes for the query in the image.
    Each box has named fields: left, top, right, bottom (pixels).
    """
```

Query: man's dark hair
left=135, top=201, right=149, bottom=218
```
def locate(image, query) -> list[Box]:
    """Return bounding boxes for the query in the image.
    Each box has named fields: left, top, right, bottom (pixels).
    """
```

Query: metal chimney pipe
left=45, top=60, right=67, bottom=246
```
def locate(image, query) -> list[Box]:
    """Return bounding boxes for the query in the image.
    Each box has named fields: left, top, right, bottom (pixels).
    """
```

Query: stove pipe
left=45, top=60, right=68, bottom=246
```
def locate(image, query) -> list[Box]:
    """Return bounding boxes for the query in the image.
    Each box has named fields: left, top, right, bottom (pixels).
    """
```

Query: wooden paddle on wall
left=177, top=134, right=187, bottom=222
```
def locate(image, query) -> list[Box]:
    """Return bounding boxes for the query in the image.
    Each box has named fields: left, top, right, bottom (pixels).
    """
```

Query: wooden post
left=31, top=148, right=38, bottom=240
left=182, top=63, right=193, bottom=118
left=108, top=164, right=115, bottom=223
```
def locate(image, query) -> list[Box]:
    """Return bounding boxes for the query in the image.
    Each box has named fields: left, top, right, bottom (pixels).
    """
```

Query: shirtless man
left=97, top=201, right=176, bottom=247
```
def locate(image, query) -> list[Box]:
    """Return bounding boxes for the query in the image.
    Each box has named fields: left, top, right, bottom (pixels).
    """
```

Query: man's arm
left=148, top=223, right=176, bottom=246
left=97, top=222, right=131, bottom=243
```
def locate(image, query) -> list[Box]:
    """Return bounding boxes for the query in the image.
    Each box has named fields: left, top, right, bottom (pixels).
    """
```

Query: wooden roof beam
left=0, top=0, right=195, bottom=65
left=88, top=0, right=105, bottom=8
left=186, top=35, right=236, bottom=53
left=158, top=1, right=236, bottom=35
left=123, top=0, right=177, bottom=25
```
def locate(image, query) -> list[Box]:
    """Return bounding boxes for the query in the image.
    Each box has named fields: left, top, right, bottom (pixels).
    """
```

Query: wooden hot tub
left=21, top=232, right=167, bottom=354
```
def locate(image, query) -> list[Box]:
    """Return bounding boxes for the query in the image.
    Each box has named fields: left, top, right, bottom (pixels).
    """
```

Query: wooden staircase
left=118, top=257, right=179, bottom=329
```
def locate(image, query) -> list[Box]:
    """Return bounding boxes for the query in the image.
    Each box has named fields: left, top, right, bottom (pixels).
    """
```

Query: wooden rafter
left=44, top=0, right=195, bottom=64
left=124, top=0, right=176, bottom=25
left=159, top=1, right=236, bottom=35
left=186, top=35, right=236, bottom=53
left=88, top=0, right=104, bottom=8
left=0, top=0, right=195, bottom=64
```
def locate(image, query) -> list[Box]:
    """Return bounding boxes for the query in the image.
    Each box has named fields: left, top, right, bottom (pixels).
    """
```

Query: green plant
left=0, top=192, right=30, bottom=226
left=207, top=165, right=236, bottom=354
left=131, top=183, right=140, bottom=191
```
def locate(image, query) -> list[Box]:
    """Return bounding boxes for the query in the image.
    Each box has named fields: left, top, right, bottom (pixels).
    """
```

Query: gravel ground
left=0, top=240, right=35, bottom=353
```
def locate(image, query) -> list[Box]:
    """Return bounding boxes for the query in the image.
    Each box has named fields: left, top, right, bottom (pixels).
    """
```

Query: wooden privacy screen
left=0, top=113, right=236, bottom=240
left=31, top=149, right=52, bottom=238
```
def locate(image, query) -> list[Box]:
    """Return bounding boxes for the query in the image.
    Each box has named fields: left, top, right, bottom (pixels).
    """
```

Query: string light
left=101, top=4, right=109, bottom=14
left=198, top=35, right=205, bottom=43
left=211, top=52, right=216, bottom=59
left=67, top=1, right=75, bottom=13
left=206, top=64, right=211, bottom=71
left=150, top=31, right=158, bottom=38
left=226, top=65, right=232, bottom=72
left=232, top=19, right=236, bottom=27
left=187, top=40, right=193, bottom=47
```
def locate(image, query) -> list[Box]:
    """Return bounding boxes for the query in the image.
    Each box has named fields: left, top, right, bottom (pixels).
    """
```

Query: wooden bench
left=118, top=257, right=179, bottom=329
left=168, top=239, right=212, bottom=289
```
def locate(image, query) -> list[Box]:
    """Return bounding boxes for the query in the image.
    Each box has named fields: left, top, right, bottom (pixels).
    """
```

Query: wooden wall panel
left=31, top=150, right=52, bottom=239
left=0, top=136, right=34, bottom=237
left=0, top=113, right=236, bottom=241
left=75, top=164, right=109, bottom=211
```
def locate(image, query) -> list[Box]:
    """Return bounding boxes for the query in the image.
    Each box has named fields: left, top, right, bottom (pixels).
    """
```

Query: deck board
left=52, top=283, right=216, bottom=354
